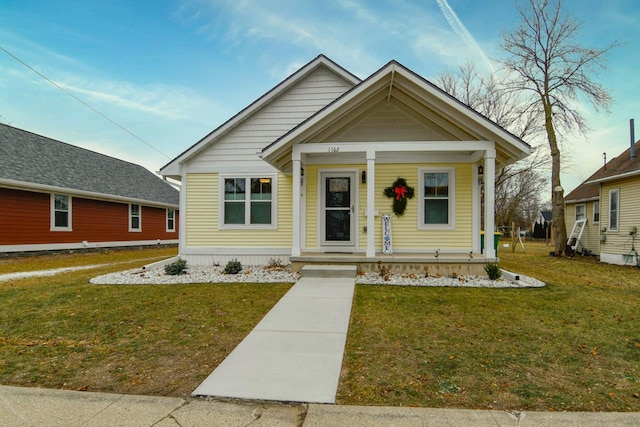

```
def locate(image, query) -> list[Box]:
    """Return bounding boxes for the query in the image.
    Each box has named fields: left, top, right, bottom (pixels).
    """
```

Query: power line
left=0, top=44, right=171, bottom=160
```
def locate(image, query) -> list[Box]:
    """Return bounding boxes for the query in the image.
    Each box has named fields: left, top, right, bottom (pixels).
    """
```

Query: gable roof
left=159, top=55, right=361, bottom=178
left=566, top=139, right=640, bottom=203
left=0, top=123, right=179, bottom=207
left=261, top=60, right=532, bottom=170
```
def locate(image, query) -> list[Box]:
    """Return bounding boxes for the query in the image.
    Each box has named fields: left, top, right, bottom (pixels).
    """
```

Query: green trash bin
left=481, top=231, right=502, bottom=254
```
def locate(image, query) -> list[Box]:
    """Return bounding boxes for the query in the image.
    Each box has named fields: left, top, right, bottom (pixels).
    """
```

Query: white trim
left=218, top=173, right=278, bottom=230
left=129, top=203, right=142, bottom=232
left=318, top=169, right=358, bottom=248
left=483, top=153, right=496, bottom=259
left=418, top=167, right=456, bottom=230
left=1, top=178, right=177, bottom=209
left=0, top=239, right=178, bottom=253
left=166, top=208, right=176, bottom=232
left=292, top=160, right=302, bottom=257
left=366, top=152, right=376, bottom=257
left=608, top=188, right=619, bottom=231
left=472, top=163, right=480, bottom=253
left=50, top=193, right=72, bottom=232
left=181, top=247, right=290, bottom=255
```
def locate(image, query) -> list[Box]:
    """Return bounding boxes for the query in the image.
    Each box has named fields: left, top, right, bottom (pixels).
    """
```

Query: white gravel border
left=90, top=264, right=544, bottom=288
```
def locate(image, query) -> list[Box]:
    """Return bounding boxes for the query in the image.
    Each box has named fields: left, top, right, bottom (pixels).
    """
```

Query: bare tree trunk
left=544, top=99, right=567, bottom=256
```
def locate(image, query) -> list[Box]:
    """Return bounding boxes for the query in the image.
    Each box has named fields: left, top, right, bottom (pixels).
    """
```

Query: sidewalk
left=2, top=385, right=640, bottom=426
left=193, top=276, right=356, bottom=403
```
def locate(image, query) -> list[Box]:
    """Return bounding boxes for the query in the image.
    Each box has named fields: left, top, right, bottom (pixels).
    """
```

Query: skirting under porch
left=290, top=252, right=497, bottom=276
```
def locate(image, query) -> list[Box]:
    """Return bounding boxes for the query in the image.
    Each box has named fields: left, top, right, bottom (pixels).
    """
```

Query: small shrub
left=484, top=263, right=502, bottom=280
left=377, top=260, right=390, bottom=281
left=164, top=259, right=187, bottom=276
left=224, top=258, right=243, bottom=274
left=266, top=258, right=284, bottom=269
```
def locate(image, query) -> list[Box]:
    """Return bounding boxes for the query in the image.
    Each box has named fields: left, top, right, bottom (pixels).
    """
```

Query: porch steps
left=301, top=264, right=357, bottom=279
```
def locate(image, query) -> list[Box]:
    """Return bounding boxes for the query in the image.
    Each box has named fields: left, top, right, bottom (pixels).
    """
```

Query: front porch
left=290, top=251, right=494, bottom=276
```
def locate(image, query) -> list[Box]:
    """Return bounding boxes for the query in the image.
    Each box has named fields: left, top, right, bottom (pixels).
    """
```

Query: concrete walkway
left=2, top=385, right=640, bottom=426
left=193, top=268, right=356, bottom=403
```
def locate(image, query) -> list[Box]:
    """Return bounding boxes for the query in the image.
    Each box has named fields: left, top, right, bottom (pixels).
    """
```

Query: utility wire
left=0, top=44, right=171, bottom=160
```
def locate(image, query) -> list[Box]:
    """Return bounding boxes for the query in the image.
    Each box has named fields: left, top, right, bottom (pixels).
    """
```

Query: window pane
left=251, top=178, right=272, bottom=200
left=610, top=191, right=618, bottom=229
left=225, top=178, right=246, bottom=200
left=425, top=199, right=448, bottom=224
left=55, top=211, right=68, bottom=227
left=131, top=217, right=140, bottom=229
left=54, top=194, right=68, bottom=210
left=225, top=201, right=245, bottom=224
left=424, top=173, right=448, bottom=197
left=250, top=201, right=271, bottom=224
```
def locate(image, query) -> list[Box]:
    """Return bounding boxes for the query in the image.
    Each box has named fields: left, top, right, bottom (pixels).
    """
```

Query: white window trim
left=609, top=189, right=619, bottom=231
left=418, top=167, right=456, bottom=230
left=593, top=201, right=600, bottom=224
left=129, top=203, right=142, bottom=232
left=218, top=173, right=278, bottom=230
left=50, top=193, right=72, bottom=231
left=575, top=203, right=586, bottom=221
left=166, top=208, right=176, bottom=232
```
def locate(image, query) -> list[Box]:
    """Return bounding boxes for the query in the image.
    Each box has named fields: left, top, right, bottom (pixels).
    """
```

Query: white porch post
left=366, top=150, right=376, bottom=257
left=484, top=149, right=496, bottom=259
left=292, top=157, right=302, bottom=257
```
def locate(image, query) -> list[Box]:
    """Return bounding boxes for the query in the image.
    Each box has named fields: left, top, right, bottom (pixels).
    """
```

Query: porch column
left=292, top=158, right=302, bottom=257
left=483, top=150, right=496, bottom=259
left=366, top=150, right=376, bottom=258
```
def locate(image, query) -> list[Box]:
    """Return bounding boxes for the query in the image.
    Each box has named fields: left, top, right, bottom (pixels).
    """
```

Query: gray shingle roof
left=0, top=123, right=179, bottom=207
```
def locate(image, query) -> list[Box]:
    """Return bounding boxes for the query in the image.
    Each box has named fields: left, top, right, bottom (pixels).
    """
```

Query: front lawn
left=338, top=241, right=640, bottom=411
left=0, top=248, right=290, bottom=396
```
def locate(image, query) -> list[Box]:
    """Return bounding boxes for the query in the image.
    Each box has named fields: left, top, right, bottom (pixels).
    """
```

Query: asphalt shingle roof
left=565, top=140, right=640, bottom=203
left=0, top=123, right=179, bottom=206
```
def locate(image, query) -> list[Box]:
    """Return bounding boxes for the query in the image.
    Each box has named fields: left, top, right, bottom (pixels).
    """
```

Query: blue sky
left=1, top=0, right=638, bottom=196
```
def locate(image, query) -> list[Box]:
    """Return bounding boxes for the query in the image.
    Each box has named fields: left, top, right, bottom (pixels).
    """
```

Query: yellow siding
left=185, top=172, right=292, bottom=248
left=375, top=163, right=473, bottom=250
left=304, top=163, right=473, bottom=251
left=565, top=201, right=601, bottom=254
left=601, top=178, right=640, bottom=256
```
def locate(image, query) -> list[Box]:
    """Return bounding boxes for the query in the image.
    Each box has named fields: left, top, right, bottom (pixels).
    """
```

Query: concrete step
left=301, top=265, right=358, bottom=279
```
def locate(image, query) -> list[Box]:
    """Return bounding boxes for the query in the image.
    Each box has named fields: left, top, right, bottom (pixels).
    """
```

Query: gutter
left=0, top=178, right=179, bottom=209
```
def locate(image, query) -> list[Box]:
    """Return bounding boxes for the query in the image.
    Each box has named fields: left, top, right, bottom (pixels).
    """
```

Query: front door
left=321, top=171, right=356, bottom=247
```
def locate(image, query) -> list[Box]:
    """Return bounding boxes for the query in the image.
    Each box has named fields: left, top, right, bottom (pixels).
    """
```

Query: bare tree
left=435, top=62, right=548, bottom=229
left=498, top=0, right=617, bottom=256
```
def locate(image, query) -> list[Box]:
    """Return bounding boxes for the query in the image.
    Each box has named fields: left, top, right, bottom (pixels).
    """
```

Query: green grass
left=337, top=242, right=640, bottom=411
left=0, top=248, right=291, bottom=396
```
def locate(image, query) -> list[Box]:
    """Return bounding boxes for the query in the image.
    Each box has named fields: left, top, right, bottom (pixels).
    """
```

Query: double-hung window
left=51, top=194, right=72, bottom=231
left=129, top=204, right=141, bottom=231
left=166, top=208, right=175, bottom=232
left=593, top=201, right=600, bottom=223
left=609, top=189, right=619, bottom=231
left=575, top=204, right=586, bottom=221
left=222, top=175, right=275, bottom=228
left=419, top=168, right=455, bottom=229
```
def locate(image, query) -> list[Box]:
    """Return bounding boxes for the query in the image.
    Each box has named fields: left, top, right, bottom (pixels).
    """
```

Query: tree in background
left=435, top=62, right=548, bottom=231
left=498, top=0, right=617, bottom=256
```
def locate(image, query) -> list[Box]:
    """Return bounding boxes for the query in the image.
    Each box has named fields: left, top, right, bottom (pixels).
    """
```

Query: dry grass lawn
left=337, top=241, right=640, bottom=411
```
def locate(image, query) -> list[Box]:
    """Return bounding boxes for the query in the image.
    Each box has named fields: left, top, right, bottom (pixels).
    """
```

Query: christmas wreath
left=384, top=177, right=415, bottom=217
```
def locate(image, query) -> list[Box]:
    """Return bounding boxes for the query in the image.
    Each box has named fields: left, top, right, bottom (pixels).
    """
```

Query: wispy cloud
left=435, top=0, right=495, bottom=74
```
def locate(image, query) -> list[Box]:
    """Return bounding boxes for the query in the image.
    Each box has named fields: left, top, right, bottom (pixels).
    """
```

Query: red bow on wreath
left=384, top=178, right=414, bottom=217
left=394, top=185, right=407, bottom=201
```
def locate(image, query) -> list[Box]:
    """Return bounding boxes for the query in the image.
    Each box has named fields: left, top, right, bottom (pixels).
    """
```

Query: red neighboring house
left=0, top=123, right=179, bottom=253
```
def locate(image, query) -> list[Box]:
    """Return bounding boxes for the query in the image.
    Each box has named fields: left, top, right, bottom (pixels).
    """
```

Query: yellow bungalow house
left=569, top=137, right=640, bottom=266
left=160, top=55, right=532, bottom=274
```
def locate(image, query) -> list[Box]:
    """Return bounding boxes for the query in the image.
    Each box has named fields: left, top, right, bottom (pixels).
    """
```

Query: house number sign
left=328, top=146, right=339, bottom=152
